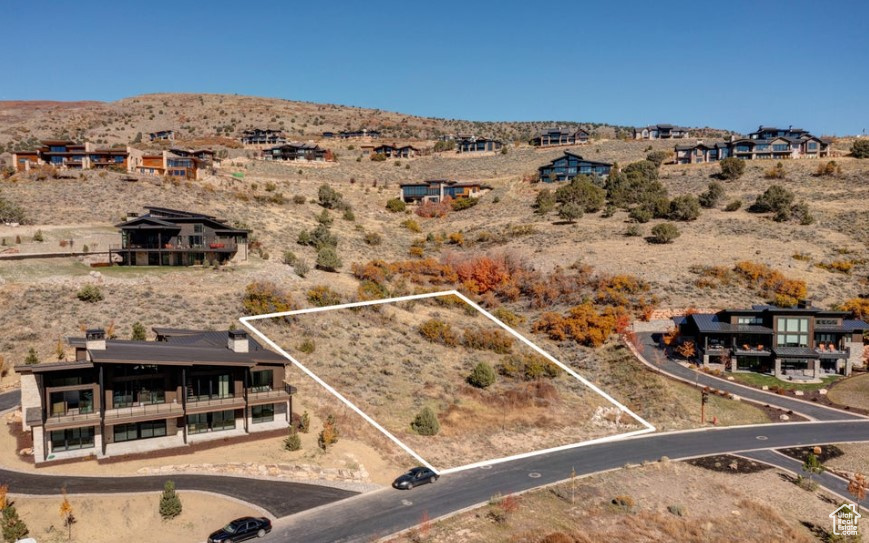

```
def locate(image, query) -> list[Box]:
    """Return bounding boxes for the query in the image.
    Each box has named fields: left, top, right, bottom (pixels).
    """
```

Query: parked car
left=392, top=466, right=439, bottom=489
left=207, top=516, right=272, bottom=542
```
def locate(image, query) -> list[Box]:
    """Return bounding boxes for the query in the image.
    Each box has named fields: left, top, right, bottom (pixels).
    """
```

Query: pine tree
left=131, top=321, right=147, bottom=341
left=24, top=348, right=38, bottom=365
left=159, top=480, right=183, bottom=519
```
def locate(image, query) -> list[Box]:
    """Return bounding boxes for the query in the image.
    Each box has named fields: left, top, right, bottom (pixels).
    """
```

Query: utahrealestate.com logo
left=829, top=503, right=861, bottom=536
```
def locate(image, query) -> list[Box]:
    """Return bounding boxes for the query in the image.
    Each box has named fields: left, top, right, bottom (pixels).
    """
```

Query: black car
left=392, top=466, right=439, bottom=489
left=208, top=516, right=272, bottom=542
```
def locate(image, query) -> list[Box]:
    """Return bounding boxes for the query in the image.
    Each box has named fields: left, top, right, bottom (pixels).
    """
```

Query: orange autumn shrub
left=839, top=298, right=869, bottom=320
left=462, top=328, right=514, bottom=354
left=532, top=303, right=629, bottom=347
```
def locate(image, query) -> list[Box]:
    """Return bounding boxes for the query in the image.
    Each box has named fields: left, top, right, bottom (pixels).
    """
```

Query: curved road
left=634, top=332, right=864, bottom=421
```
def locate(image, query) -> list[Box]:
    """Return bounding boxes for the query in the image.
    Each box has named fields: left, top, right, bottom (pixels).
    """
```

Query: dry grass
left=827, top=373, right=869, bottom=411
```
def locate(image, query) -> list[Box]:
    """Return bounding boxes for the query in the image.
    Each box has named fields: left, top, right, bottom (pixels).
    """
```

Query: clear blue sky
left=2, top=0, right=867, bottom=135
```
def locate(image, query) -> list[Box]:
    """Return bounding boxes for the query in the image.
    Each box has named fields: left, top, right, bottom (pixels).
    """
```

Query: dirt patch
left=686, top=454, right=773, bottom=474
left=777, top=445, right=844, bottom=465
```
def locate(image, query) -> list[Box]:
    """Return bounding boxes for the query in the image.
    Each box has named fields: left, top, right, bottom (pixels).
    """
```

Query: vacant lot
left=827, top=372, right=869, bottom=410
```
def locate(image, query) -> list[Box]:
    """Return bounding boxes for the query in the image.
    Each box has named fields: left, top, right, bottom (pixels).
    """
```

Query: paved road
left=267, top=420, right=869, bottom=542
left=634, top=332, right=864, bottom=421
left=737, top=449, right=857, bottom=502
left=0, top=389, right=19, bottom=412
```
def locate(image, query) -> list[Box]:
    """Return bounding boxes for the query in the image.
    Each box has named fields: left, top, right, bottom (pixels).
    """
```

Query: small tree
left=699, top=182, right=725, bottom=209
left=851, top=139, right=869, bottom=158
left=1, top=505, right=29, bottom=542
left=534, top=189, right=556, bottom=215
left=646, top=150, right=670, bottom=168
left=294, top=258, right=311, bottom=277
left=316, top=246, right=342, bottom=271
left=650, top=223, right=680, bottom=244
left=318, top=414, right=339, bottom=450
left=751, top=184, right=795, bottom=214
left=131, top=321, right=146, bottom=341
left=24, top=347, right=38, bottom=365
left=33, top=229, right=44, bottom=242
left=284, top=427, right=302, bottom=451
left=159, top=480, right=183, bottom=520
left=668, top=195, right=701, bottom=221
left=557, top=202, right=583, bottom=223
left=467, top=361, right=496, bottom=388
left=411, top=406, right=440, bottom=436
left=55, top=338, right=65, bottom=361
left=675, top=340, right=696, bottom=359
left=317, top=183, right=343, bottom=209
left=299, top=410, right=310, bottom=433
left=59, top=490, right=75, bottom=540
left=719, top=157, right=745, bottom=180
left=76, top=284, right=104, bottom=303
left=386, top=198, right=406, bottom=213
left=802, top=452, right=824, bottom=483
left=848, top=472, right=867, bottom=515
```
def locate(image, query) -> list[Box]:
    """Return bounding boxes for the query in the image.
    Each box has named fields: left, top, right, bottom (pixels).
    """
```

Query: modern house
left=12, top=140, right=131, bottom=172
left=112, top=206, right=248, bottom=266
left=16, top=327, right=293, bottom=464
left=537, top=151, right=613, bottom=182
left=148, top=130, right=175, bottom=142
left=330, top=129, right=381, bottom=139
left=530, top=128, right=589, bottom=147
left=634, top=124, right=690, bottom=140
left=241, top=129, right=286, bottom=146
left=262, top=143, right=330, bottom=162
left=457, top=137, right=503, bottom=154
left=398, top=179, right=484, bottom=203
left=677, top=302, right=867, bottom=379
left=674, top=126, right=831, bottom=164
left=170, top=148, right=215, bottom=163
left=372, top=144, right=419, bottom=159
left=134, top=149, right=212, bottom=180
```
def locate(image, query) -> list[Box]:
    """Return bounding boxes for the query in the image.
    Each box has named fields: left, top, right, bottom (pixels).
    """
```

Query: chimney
left=228, top=329, right=249, bottom=353
left=85, top=328, right=106, bottom=351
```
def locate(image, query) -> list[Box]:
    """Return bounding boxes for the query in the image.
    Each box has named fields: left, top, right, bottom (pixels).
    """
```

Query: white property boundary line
left=240, top=290, right=656, bottom=475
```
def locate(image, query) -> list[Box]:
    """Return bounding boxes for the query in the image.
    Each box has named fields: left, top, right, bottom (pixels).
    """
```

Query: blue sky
left=2, top=0, right=867, bottom=135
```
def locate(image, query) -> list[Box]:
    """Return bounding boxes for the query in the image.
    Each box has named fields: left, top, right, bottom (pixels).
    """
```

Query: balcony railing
left=246, top=383, right=295, bottom=402
left=112, top=238, right=238, bottom=252
left=45, top=408, right=100, bottom=428
left=186, top=394, right=245, bottom=408
left=104, top=401, right=183, bottom=421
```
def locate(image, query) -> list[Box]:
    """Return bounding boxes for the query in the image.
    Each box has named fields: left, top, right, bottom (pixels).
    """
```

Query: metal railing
left=104, top=401, right=183, bottom=421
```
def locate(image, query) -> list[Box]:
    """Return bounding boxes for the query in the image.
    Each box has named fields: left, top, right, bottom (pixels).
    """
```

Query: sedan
left=392, top=466, right=439, bottom=489
left=208, top=516, right=272, bottom=542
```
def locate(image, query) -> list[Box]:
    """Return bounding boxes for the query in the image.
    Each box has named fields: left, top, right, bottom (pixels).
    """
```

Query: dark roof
left=558, top=151, right=613, bottom=167
left=689, top=314, right=773, bottom=334
left=15, top=360, right=94, bottom=374
left=772, top=346, right=819, bottom=359
left=843, top=319, right=869, bottom=332
left=115, top=216, right=180, bottom=229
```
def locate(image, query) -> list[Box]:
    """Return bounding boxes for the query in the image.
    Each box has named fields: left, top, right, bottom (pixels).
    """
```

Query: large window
left=49, top=389, right=94, bottom=416
left=50, top=427, right=95, bottom=452
left=188, top=410, right=235, bottom=434
left=776, top=317, right=809, bottom=347
left=113, top=420, right=167, bottom=442
left=252, top=404, right=274, bottom=424
left=112, top=377, right=165, bottom=408
left=737, top=316, right=763, bottom=325
left=187, top=373, right=233, bottom=401
left=773, top=144, right=789, bottom=152
left=250, top=370, right=273, bottom=392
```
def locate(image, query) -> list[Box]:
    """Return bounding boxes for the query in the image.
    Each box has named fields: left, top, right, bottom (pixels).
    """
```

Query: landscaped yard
left=826, top=372, right=869, bottom=410
left=727, top=372, right=840, bottom=392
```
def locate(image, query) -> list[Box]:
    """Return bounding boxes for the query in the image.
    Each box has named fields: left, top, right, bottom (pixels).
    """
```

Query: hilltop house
left=399, top=179, right=484, bottom=203
left=677, top=302, right=868, bottom=379
left=16, top=327, right=293, bottom=464
left=332, top=129, right=381, bottom=139
left=112, top=206, right=248, bottom=266
left=148, top=130, right=175, bottom=142
left=530, top=128, right=589, bottom=147
left=12, top=140, right=132, bottom=172
left=262, top=143, right=330, bottom=162
left=537, top=151, right=613, bottom=182
left=457, top=136, right=503, bottom=153
left=241, top=129, right=286, bottom=146
left=134, top=149, right=213, bottom=180
left=674, top=126, right=831, bottom=164
left=373, top=144, right=419, bottom=159
left=634, top=124, right=690, bottom=140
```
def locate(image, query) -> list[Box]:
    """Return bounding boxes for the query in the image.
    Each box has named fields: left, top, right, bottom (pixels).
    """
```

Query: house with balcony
left=673, top=126, right=831, bottom=164
left=16, top=327, right=293, bottom=464
left=262, top=143, right=330, bottom=162
left=112, top=206, right=248, bottom=266
left=530, top=128, right=589, bottom=147
left=336, top=129, right=381, bottom=139
left=537, top=151, right=613, bottom=182
left=634, top=124, right=690, bottom=140
left=134, top=150, right=209, bottom=180
left=677, top=302, right=867, bottom=380
left=399, top=179, right=484, bottom=203
left=148, top=130, right=175, bottom=142
left=373, top=144, right=419, bottom=159
left=457, top=136, right=503, bottom=154
left=674, top=141, right=731, bottom=164
left=12, top=140, right=131, bottom=172
left=241, top=129, right=286, bottom=146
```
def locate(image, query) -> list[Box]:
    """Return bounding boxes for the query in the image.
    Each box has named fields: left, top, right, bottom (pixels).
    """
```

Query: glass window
left=50, top=427, right=95, bottom=452
left=251, top=370, right=273, bottom=392
left=252, top=404, right=275, bottom=424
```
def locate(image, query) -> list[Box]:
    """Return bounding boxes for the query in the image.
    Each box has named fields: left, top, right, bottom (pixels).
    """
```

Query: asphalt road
left=635, top=332, right=864, bottom=421
left=0, top=389, right=20, bottom=412
left=268, top=420, right=869, bottom=542
left=737, top=448, right=856, bottom=502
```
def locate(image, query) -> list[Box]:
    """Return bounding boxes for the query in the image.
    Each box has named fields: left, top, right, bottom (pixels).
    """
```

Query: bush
left=418, top=319, right=459, bottom=346
left=557, top=202, right=583, bottom=223
left=555, top=176, right=606, bottom=213
left=751, top=184, right=794, bottom=213
left=32, top=229, right=44, bottom=242
left=370, top=152, right=387, bottom=162
left=318, top=414, right=339, bottom=450
left=159, top=480, right=182, bottom=520
left=462, top=328, right=514, bottom=353
left=317, top=184, right=343, bottom=209
left=724, top=199, right=742, bottom=212
left=624, top=225, right=642, bottom=237
left=815, top=160, right=841, bottom=177
left=363, top=232, right=382, bottom=245
left=293, top=259, right=310, bottom=277
left=1, top=505, right=29, bottom=541
left=719, top=157, right=745, bottom=180
left=316, top=209, right=334, bottom=226
left=452, top=197, right=478, bottom=211
left=299, top=223, right=338, bottom=250
left=292, top=194, right=306, bottom=204
left=646, top=150, right=670, bottom=168
left=606, top=162, right=667, bottom=209
left=76, top=284, right=104, bottom=303
left=342, top=208, right=355, bottom=221
left=410, top=406, right=440, bottom=436
left=307, top=285, right=341, bottom=307
left=416, top=197, right=452, bottom=218
left=242, top=281, right=296, bottom=315
left=298, top=338, right=315, bottom=353
left=0, top=195, right=26, bottom=224
left=628, top=206, right=652, bottom=223
left=131, top=322, right=146, bottom=341
left=851, top=138, right=869, bottom=158
left=535, top=188, right=556, bottom=215
left=699, top=182, right=725, bottom=208
left=282, top=250, right=297, bottom=266
left=299, top=411, right=311, bottom=432
left=668, top=195, right=701, bottom=221
left=24, top=348, right=38, bottom=365
left=284, top=427, right=302, bottom=451
left=498, top=353, right=562, bottom=380
left=764, top=161, right=786, bottom=179
left=386, top=198, right=406, bottom=212
left=492, top=307, right=525, bottom=327
left=401, top=219, right=421, bottom=232
left=650, top=223, right=680, bottom=244
left=316, top=246, right=342, bottom=271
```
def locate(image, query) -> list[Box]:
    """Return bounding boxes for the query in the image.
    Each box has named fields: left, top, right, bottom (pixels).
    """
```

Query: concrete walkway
left=631, top=332, right=864, bottom=421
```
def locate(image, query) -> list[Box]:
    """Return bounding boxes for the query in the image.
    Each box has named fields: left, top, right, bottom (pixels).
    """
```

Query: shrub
left=628, top=206, right=652, bottom=223
left=724, top=199, right=742, bottom=212
left=299, top=223, right=338, bottom=250
left=719, top=157, right=745, bottom=180
left=447, top=232, right=464, bottom=246
left=292, top=194, right=306, bottom=204
left=401, top=219, right=421, bottom=232
left=284, top=427, right=302, bottom=451
left=159, top=480, right=182, bottom=519
left=751, top=184, right=794, bottom=214
left=467, top=361, right=496, bottom=388
left=452, top=197, right=479, bottom=211
left=76, top=284, right=104, bottom=303
left=32, top=229, right=44, bottom=242
left=282, top=250, right=297, bottom=266
left=293, top=259, right=310, bottom=277
left=851, top=139, right=869, bottom=158
left=1, top=505, right=29, bottom=541
left=298, top=338, right=315, bottom=353
left=699, top=182, right=725, bottom=208
left=650, top=223, right=680, bottom=244
left=299, top=411, right=311, bottom=432
left=667, top=504, right=685, bottom=517
left=418, top=319, right=459, bottom=346
left=317, top=184, right=344, bottom=209
left=242, top=281, right=296, bottom=315
left=0, top=195, right=27, bottom=224
left=492, top=307, right=525, bottom=327
left=792, top=202, right=814, bottom=225
left=342, top=208, right=355, bottom=221
left=815, top=160, right=842, bottom=177
left=370, top=152, right=387, bottom=162
left=763, top=162, right=786, bottom=179
left=130, top=322, right=146, bottom=341
left=363, top=232, right=382, bottom=246
left=386, top=198, right=406, bottom=212
left=316, top=209, right=334, bottom=226
left=307, top=285, right=341, bottom=307
left=646, top=150, right=670, bottom=168
left=838, top=298, right=869, bottom=320
left=611, top=495, right=635, bottom=511
left=410, top=406, right=440, bottom=436
left=556, top=175, right=606, bottom=213
left=607, top=162, right=667, bottom=209
left=357, top=279, right=389, bottom=300
left=24, top=348, right=38, bottom=365
left=462, top=328, right=514, bottom=353
left=624, top=225, right=642, bottom=237
left=416, top=197, right=452, bottom=218
left=557, top=202, right=583, bottom=223
left=668, top=195, right=701, bottom=221
left=535, top=188, right=556, bottom=215
left=318, top=414, right=339, bottom=450
left=498, top=353, right=562, bottom=380
left=316, top=246, right=342, bottom=271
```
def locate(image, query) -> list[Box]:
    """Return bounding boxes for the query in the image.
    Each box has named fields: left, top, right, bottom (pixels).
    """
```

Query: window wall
left=776, top=317, right=809, bottom=347
left=50, top=427, right=95, bottom=452
left=252, top=404, right=274, bottom=423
